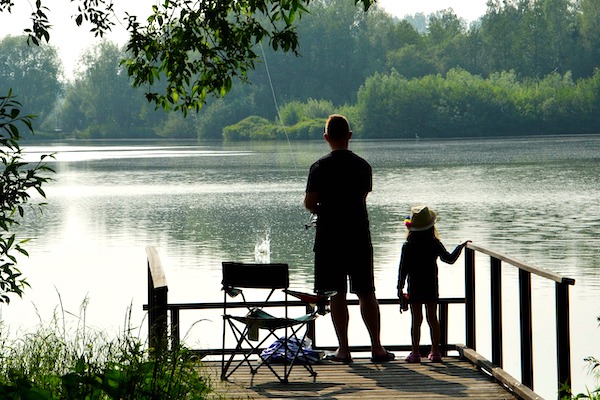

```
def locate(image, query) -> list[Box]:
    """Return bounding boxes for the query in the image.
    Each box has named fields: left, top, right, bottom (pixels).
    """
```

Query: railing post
left=439, top=302, right=449, bottom=356
left=148, top=265, right=168, bottom=353
left=306, top=303, right=316, bottom=346
left=171, top=308, right=180, bottom=350
left=556, top=281, right=572, bottom=399
left=465, top=247, right=476, bottom=350
left=146, top=246, right=169, bottom=355
left=519, top=269, right=534, bottom=389
left=491, top=257, right=503, bottom=367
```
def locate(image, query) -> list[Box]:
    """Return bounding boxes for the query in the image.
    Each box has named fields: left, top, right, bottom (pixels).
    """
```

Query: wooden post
left=306, top=303, right=316, bottom=346
left=439, top=302, right=449, bottom=356
left=465, top=247, right=476, bottom=350
left=490, top=257, right=503, bottom=367
left=170, top=308, right=180, bottom=350
left=556, top=281, right=572, bottom=399
left=146, top=246, right=169, bottom=354
left=519, top=269, right=533, bottom=389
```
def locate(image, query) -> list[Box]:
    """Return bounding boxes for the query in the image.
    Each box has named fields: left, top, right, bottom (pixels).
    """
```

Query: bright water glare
left=2, top=136, right=600, bottom=399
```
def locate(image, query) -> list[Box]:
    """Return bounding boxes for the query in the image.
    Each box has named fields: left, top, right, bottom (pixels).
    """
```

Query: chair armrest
left=283, top=289, right=336, bottom=315
left=223, top=286, right=242, bottom=298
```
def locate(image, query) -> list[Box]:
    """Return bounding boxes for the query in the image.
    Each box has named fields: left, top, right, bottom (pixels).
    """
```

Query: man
left=304, top=114, right=394, bottom=363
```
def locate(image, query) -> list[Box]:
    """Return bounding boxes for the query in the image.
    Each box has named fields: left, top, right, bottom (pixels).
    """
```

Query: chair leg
left=223, top=318, right=319, bottom=382
left=285, top=326, right=318, bottom=379
left=223, top=319, right=288, bottom=381
left=257, top=326, right=318, bottom=382
left=222, top=319, right=261, bottom=380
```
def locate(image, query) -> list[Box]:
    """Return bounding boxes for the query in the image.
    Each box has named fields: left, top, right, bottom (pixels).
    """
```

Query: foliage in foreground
left=0, top=306, right=213, bottom=399
left=0, top=91, right=54, bottom=303
left=563, top=317, right=600, bottom=399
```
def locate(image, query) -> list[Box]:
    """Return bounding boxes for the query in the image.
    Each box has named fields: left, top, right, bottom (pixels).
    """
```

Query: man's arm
left=304, top=191, right=319, bottom=213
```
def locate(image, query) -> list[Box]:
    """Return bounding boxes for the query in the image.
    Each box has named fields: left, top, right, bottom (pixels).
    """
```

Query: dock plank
left=202, top=357, right=518, bottom=399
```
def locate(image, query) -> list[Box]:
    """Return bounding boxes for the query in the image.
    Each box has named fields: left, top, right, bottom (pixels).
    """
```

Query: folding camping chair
left=220, top=262, right=331, bottom=383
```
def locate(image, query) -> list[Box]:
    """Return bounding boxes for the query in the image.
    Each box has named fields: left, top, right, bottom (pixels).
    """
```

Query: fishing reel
left=304, top=213, right=317, bottom=229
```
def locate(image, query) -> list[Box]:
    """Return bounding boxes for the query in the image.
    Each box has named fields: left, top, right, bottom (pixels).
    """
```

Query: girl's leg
left=425, top=302, right=440, bottom=354
left=410, top=303, right=423, bottom=354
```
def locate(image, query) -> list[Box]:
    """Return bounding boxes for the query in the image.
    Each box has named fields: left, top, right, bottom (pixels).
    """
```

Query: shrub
left=1, top=90, right=54, bottom=304
left=223, top=116, right=279, bottom=141
left=0, top=302, right=214, bottom=399
left=284, top=118, right=325, bottom=140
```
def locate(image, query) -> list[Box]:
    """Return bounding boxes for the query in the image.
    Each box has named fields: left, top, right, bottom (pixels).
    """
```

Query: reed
left=0, top=298, right=215, bottom=399
left=563, top=317, right=600, bottom=399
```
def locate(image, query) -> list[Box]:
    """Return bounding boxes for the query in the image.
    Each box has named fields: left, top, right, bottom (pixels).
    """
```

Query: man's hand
left=304, top=191, right=319, bottom=213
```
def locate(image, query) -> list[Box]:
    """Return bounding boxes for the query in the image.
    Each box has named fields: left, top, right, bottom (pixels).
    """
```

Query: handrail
left=464, top=243, right=575, bottom=400
left=142, top=297, right=466, bottom=357
left=467, top=243, right=575, bottom=285
left=145, top=297, right=466, bottom=311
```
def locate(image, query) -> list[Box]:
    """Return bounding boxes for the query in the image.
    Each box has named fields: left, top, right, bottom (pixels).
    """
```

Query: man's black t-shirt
left=306, top=149, right=372, bottom=251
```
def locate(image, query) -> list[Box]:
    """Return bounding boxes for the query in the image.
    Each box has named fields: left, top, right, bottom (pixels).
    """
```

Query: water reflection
left=15, top=136, right=600, bottom=279
left=4, top=136, right=600, bottom=398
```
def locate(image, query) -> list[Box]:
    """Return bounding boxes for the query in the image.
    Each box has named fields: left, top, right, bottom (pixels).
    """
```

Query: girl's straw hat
left=405, top=205, right=437, bottom=231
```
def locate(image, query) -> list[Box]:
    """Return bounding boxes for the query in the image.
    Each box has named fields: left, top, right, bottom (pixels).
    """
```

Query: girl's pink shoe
left=427, top=351, right=442, bottom=362
left=405, top=352, right=421, bottom=363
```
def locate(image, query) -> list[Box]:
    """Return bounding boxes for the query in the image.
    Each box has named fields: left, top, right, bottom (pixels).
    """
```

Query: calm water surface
left=2, top=136, right=600, bottom=398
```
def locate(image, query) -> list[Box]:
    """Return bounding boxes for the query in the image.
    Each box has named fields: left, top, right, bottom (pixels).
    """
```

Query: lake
left=1, top=135, right=599, bottom=399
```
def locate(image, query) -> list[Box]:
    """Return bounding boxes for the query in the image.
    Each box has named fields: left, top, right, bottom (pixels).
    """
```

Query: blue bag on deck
left=260, top=336, right=321, bottom=364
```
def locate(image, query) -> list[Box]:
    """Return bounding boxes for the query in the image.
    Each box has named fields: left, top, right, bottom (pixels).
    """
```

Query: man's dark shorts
left=314, top=244, right=375, bottom=294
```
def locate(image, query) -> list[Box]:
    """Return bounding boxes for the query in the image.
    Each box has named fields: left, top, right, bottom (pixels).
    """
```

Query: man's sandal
left=371, top=350, right=395, bottom=363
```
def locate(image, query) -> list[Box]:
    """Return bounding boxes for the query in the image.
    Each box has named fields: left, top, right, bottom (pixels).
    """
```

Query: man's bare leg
left=357, top=291, right=391, bottom=358
left=330, top=291, right=351, bottom=359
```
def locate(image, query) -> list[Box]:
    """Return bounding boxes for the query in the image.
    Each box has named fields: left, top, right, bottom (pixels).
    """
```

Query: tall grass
left=563, top=317, right=600, bottom=399
left=0, top=298, right=214, bottom=399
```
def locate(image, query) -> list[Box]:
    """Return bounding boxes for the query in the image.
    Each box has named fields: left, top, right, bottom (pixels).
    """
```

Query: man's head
left=324, top=114, right=352, bottom=147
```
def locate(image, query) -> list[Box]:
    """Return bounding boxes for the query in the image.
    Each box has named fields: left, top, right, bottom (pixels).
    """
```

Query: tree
left=578, top=0, right=600, bottom=75
left=2, top=0, right=374, bottom=113
left=247, top=0, right=374, bottom=106
left=387, top=45, right=438, bottom=78
left=195, top=84, right=260, bottom=141
left=427, top=9, right=465, bottom=46
left=61, top=41, right=152, bottom=138
left=0, top=91, right=54, bottom=303
left=480, top=0, right=526, bottom=75
left=0, top=35, right=62, bottom=129
left=427, top=10, right=471, bottom=73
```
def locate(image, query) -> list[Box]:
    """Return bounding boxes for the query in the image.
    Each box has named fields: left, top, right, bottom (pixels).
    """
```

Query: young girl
left=397, top=205, right=470, bottom=363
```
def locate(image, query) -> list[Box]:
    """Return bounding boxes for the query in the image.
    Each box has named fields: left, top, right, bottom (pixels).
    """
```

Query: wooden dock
left=145, top=245, right=570, bottom=399
left=202, top=355, right=522, bottom=399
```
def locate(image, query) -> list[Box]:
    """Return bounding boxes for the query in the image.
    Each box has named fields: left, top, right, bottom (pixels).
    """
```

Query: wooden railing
left=144, top=244, right=464, bottom=356
left=144, top=244, right=575, bottom=400
left=464, top=243, right=575, bottom=400
left=145, top=246, right=168, bottom=353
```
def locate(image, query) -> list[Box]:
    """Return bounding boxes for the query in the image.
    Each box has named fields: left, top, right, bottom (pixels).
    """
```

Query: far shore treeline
left=2, top=0, right=600, bottom=141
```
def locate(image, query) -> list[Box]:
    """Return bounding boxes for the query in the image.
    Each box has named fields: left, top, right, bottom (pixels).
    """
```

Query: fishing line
left=253, top=41, right=315, bottom=262
left=258, top=41, right=300, bottom=178
left=259, top=41, right=314, bottom=226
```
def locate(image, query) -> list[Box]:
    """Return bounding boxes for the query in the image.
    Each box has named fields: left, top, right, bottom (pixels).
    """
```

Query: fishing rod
left=258, top=41, right=316, bottom=233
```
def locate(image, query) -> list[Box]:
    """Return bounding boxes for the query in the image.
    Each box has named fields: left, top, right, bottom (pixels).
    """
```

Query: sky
left=378, top=0, right=487, bottom=21
left=0, top=1, right=488, bottom=79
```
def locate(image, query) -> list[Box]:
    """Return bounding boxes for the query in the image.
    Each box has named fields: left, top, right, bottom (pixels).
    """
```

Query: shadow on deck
left=203, top=356, right=520, bottom=400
